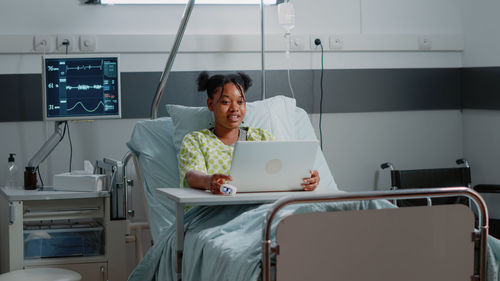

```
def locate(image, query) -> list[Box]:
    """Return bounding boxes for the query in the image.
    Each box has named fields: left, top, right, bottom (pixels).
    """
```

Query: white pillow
left=166, top=95, right=297, bottom=151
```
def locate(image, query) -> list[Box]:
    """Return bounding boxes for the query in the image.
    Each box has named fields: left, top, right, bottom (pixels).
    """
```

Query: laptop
left=229, top=140, right=319, bottom=192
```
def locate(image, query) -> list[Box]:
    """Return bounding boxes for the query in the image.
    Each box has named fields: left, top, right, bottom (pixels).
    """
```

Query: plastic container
left=5, top=153, right=19, bottom=190
left=23, top=226, right=104, bottom=259
left=278, top=2, right=295, bottom=33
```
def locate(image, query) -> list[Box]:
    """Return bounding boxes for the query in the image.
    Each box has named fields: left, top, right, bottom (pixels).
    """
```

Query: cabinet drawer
left=27, top=262, right=108, bottom=281
left=24, top=227, right=104, bottom=259
left=23, top=198, right=104, bottom=221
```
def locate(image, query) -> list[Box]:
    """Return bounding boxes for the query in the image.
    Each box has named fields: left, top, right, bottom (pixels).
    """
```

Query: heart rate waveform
left=66, top=84, right=104, bottom=91
left=67, top=101, right=105, bottom=113
left=66, top=60, right=103, bottom=72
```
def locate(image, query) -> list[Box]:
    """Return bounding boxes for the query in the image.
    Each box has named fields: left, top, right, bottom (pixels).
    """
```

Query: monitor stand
left=24, top=121, right=65, bottom=190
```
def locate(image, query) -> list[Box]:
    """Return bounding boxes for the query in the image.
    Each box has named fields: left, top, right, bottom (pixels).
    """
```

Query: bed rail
left=261, top=187, right=489, bottom=281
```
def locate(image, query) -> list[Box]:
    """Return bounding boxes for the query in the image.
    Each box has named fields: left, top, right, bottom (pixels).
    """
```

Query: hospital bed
left=126, top=95, right=497, bottom=281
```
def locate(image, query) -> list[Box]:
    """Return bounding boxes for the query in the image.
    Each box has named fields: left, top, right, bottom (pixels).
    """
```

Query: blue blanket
left=128, top=200, right=500, bottom=281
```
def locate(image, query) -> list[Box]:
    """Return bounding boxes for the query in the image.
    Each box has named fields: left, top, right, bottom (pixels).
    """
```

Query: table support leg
left=176, top=204, right=184, bottom=281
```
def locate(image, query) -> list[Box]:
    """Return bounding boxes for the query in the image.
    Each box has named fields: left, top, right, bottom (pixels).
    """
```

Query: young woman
left=178, top=71, right=320, bottom=194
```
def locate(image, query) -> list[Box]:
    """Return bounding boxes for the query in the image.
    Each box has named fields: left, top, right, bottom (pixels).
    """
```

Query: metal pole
left=151, top=0, right=196, bottom=119
left=260, top=0, right=266, bottom=100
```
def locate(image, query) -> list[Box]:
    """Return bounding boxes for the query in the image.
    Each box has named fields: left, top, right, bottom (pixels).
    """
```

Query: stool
left=0, top=268, right=81, bottom=281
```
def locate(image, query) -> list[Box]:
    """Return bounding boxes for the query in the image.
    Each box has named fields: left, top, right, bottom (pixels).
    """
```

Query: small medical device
left=53, top=160, right=105, bottom=192
left=42, top=54, right=121, bottom=121
left=220, top=184, right=237, bottom=196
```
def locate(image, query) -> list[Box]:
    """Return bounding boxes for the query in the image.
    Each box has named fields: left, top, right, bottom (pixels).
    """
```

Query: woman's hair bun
left=237, top=72, right=252, bottom=92
left=197, top=71, right=210, bottom=92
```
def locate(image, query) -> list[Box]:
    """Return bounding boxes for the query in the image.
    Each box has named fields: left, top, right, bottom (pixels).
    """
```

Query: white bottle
left=6, top=153, right=19, bottom=190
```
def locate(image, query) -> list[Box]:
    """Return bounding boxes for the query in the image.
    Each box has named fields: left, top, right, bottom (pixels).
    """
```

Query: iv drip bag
left=278, top=2, right=295, bottom=33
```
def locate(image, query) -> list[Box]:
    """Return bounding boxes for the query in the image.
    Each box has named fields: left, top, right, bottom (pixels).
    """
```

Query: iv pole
left=150, top=0, right=267, bottom=119
left=146, top=1, right=267, bottom=279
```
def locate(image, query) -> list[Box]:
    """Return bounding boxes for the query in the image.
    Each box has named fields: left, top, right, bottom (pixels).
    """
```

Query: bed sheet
left=128, top=199, right=394, bottom=281
left=128, top=199, right=500, bottom=281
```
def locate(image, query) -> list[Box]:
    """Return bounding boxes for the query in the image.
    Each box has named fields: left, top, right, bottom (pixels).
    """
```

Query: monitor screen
left=42, top=54, right=121, bottom=121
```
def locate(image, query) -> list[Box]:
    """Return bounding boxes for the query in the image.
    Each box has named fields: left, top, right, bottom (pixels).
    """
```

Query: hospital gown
left=177, top=127, right=274, bottom=187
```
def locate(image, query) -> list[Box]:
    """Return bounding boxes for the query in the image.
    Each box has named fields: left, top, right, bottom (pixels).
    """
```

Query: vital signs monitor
left=42, top=54, right=121, bottom=121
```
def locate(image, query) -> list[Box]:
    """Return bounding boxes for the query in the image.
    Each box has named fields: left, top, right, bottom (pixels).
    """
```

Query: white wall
left=461, top=0, right=500, bottom=67
left=0, top=0, right=464, bottom=74
left=462, top=110, right=500, bottom=186
left=461, top=1, right=500, bottom=185
left=312, top=110, right=464, bottom=191
left=0, top=0, right=466, bottom=274
left=0, top=0, right=464, bottom=188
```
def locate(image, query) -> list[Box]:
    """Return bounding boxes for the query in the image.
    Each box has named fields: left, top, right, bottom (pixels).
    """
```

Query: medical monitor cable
left=63, top=40, right=70, bottom=55
left=36, top=166, right=44, bottom=189
left=65, top=121, right=73, bottom=172
left=314, top=38, right=324, bottom=151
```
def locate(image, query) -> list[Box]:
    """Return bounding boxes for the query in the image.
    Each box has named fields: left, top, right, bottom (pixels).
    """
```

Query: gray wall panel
left=0, top=74, right=42, bottom=122
left=462, top=67, right=500, bottom=110
left=321, top=69, right=461, bottom=113
left=264, top=69, right=461, bottom=113
left=0, top=68, right=464, bottom=122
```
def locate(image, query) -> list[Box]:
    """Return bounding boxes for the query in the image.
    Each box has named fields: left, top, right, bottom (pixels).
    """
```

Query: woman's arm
left=186, top=170, right=233, bottom=194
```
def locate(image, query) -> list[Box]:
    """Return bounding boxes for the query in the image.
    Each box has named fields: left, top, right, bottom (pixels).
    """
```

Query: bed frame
left=262, top=187, right=488, bottom=281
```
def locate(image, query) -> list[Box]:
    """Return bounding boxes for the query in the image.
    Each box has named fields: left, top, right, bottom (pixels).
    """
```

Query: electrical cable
left=63, top=40, right=69, bottom=55
left=66, top=121, right=73, bottom=172
left=36, top=166, right=44, bottom=189
left=314, top=39, right=325, bottom=151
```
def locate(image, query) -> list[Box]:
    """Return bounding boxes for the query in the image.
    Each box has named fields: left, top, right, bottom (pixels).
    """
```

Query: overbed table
left=157, top=187, right=338, bottom=279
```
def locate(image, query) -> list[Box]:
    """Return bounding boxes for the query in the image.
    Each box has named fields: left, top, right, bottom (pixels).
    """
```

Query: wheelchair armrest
left=473, top=184, right=500, bottom=194
left=380, top=162, right=393, bottom=170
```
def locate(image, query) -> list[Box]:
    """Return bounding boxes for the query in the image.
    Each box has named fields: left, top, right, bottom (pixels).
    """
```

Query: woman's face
left=207, top=82, right=246, bottom=131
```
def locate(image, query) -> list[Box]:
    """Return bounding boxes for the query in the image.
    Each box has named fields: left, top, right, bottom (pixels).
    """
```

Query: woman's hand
left=207, top=174, right=233, bottom=194
left=302, top=170, right=320, bottom=191
left=186, top=170, right=232, bottom=195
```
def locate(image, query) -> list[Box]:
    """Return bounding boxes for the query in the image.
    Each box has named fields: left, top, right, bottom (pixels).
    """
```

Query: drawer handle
left=100, top=265, right=106, bottom=281
left=24, top=207, right=100, bottom=215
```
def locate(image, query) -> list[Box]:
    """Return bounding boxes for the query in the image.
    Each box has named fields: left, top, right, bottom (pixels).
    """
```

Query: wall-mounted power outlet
left=79, top=35, right=97, bottom=52
left=310, top=34, right=328, bottom=50
left=418, top=36, right=432, bottom=50
left=330, top=35, right=344, bottom=50
left=33, top=35, right=54, bottom=53
left=289, top=35, right=305, bottom=51
left=56, top=35, right=75, bottom=52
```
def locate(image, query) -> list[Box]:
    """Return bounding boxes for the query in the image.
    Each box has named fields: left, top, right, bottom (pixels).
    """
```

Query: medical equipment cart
left=0, top=187, right=127, bottom=281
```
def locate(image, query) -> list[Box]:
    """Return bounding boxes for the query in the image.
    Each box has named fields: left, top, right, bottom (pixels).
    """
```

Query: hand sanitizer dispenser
left=5, top=153, right=20, bottom=190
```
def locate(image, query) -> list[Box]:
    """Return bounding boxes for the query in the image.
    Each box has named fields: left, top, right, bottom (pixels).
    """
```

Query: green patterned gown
left=177, top=127, right=274, bottom=187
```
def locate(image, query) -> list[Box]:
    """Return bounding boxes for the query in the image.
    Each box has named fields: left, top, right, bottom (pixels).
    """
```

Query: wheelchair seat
left=381, top=159, right=471, bottom=207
